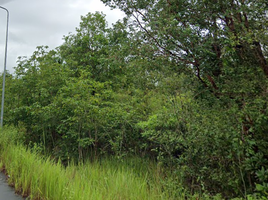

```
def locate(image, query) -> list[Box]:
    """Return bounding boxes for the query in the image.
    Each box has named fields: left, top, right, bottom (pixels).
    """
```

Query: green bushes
left=0, top=5, right=267, bottom=198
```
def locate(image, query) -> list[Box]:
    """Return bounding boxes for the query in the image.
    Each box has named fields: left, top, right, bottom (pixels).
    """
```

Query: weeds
left=0, top=127, right=185, bottom=200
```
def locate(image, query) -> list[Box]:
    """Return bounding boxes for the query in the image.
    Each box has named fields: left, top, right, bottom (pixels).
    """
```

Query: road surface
left=0, top=172, right=24, bottom=200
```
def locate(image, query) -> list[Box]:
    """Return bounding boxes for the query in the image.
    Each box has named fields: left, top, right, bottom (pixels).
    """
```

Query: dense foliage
left=1, top=1, right=268, bottom=198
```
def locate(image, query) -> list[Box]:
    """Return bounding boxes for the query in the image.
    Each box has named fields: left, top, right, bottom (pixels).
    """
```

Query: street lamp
left=0, top=6, right=9, bottom=128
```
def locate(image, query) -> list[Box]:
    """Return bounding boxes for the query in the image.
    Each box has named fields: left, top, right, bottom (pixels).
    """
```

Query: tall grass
left=0, top=127, right=186, bottom=200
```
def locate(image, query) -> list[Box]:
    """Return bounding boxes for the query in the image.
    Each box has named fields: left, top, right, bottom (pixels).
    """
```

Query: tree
left=4, top=6, right=268, bottom=197
left=8, top=46, right=71, bottom=149
left=59, top=12, right=109, bottom=81
left=101, top=0, right=268, bottom=93
left=101, top=0, right=268, bottom=197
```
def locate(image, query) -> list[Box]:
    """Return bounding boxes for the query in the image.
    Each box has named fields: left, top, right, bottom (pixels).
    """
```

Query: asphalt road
left=0, top=172, right=24, bottom=200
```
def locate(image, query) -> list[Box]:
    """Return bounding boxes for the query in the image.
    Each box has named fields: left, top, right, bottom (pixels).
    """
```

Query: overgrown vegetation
left=0, top=128, right=185, bottom=200
left=0, top=0, right=268, bottom=198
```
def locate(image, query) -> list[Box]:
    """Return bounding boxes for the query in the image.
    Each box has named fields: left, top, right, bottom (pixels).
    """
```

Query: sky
left=0, top=0, right=124, bottom=73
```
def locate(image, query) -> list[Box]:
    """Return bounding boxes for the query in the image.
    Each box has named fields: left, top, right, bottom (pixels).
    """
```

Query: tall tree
left=101, top=0, right=268, bottom=93
left=59, top=12, right=109, bottom=80
left=101, top=0, right=268, bottom=197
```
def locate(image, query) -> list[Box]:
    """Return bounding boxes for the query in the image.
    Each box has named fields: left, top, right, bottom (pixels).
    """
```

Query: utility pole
left=0, top=6, right=9, bottom=128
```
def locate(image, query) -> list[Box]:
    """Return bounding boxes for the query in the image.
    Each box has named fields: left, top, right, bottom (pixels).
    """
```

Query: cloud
left=0, top=0, right=16, bottom=5
left=0, top=0, right=124, bottom=73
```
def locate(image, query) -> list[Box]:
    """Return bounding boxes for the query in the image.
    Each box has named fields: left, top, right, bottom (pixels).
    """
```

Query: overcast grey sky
left=0, top=0, right=124, bottom=73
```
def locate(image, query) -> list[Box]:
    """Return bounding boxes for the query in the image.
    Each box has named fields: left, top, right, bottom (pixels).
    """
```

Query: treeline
left=1, top=0, right=268, bottom=198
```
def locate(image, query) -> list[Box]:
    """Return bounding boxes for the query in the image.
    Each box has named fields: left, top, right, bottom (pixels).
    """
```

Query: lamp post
left=0, top=6, right=9, bottom=128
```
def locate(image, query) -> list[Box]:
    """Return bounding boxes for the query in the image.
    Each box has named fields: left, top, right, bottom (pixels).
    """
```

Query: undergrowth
left=0, top=127, right=189, bottom=200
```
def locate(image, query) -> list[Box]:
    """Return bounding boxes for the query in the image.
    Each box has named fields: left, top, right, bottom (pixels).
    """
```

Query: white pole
left=0, top=6, right=9, bottom=128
